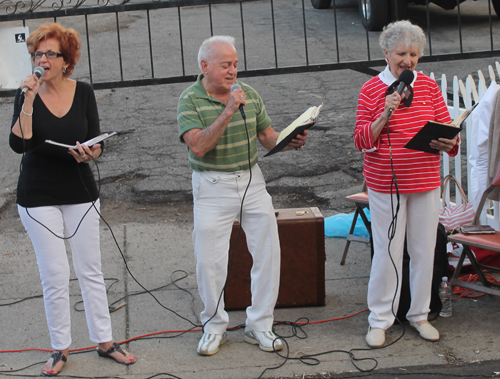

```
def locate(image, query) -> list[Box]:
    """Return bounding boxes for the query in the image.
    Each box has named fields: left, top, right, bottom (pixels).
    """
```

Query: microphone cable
left=14, top=71, right=91, bottom=238
left=14, top=93, right=201, bottom=329
left=383, top=110, right=406, bottom=341
left=255, top=113, right=409, bottom=379
left=14, top=90, right=278, bottom=351
left=16, top=94, right=98, bottom=241
left=202, top=108, right=253, bottom=333
left=92, top=206, right=202, bottom=328
left=13, top=86, right=263, bottom=336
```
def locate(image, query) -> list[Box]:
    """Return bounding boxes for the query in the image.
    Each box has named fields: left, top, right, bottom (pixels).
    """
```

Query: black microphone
left=230, top=83, right=246, bottom=120
left=21, top=66, right=45, bottom=95
left=388, top=69, right=414, bottom=118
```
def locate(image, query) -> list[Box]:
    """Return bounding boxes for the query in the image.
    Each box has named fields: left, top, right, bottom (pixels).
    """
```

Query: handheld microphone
left=21, top=66, right=45, bottom=95
left=388, top=69, right=414, bottom=118
left=230, top=83, right=246, bottom=120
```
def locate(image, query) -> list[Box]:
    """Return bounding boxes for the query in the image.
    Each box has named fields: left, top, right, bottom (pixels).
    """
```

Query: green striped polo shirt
left=177, top=75, right=272, bottom=172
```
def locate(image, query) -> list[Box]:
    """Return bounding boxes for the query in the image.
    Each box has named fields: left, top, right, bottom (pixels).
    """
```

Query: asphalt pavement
left=1, top=52, right=500, bottom=378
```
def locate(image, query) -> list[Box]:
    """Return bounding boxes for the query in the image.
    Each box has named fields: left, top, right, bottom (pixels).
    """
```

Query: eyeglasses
left=31, top=51, right=64, bottom=59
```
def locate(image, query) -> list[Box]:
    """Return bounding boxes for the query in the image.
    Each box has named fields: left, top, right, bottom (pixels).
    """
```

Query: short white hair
left=379, top=20, right=426, bottom=57
left=197, top=35, right=236, bottom=71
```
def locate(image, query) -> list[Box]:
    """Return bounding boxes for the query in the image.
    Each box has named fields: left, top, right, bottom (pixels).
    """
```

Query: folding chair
left=340, top=182, right=372, bottom=265
left=447, top=164, right=500, bottom=296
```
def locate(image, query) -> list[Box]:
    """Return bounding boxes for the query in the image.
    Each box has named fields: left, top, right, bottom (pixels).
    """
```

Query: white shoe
left=244, top=329, right=283, bottom=352
left=410, top=322, right=440, bottom=341
left=197, top=332, right=227, bottom=356
left=366, top=327, right=385, bottom=348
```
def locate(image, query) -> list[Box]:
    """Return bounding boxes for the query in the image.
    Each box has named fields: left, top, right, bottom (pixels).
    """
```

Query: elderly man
left=177, top=35, right=307, bottom=356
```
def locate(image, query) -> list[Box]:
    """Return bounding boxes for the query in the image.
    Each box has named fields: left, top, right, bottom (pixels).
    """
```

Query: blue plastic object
left=324, top=209, right=371, bottom=238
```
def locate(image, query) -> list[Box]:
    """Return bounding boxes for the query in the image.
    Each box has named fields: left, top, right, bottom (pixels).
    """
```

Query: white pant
left=367, top=188, right=440, bottom=330
left=18, top=200, right=113, bottom=350
left=192, top=164, right=281, bottom=334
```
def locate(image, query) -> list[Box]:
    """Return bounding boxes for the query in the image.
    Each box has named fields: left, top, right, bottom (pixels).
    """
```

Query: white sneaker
left=244, top=329, right=283, bottom=352
left=366, top=327, right=385, bottom=348
left=197, top=332, right=227, bottom=356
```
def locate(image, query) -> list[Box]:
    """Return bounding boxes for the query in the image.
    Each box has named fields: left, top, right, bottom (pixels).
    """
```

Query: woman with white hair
left=353, top=20, right=458, bottom=348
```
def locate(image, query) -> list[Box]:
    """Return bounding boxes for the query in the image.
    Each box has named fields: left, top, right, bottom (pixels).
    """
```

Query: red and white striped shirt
left=354, top=71, right=458, bottom=194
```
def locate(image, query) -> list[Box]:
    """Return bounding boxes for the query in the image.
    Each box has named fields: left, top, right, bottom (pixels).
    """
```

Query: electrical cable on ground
left=10, top=96, right=488, bottom=379
left=0, top=308, right=368, bottom=354
left=452, top=272, right=500, bottom=299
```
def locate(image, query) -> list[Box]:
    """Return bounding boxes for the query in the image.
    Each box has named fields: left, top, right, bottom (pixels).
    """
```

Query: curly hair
left=379, top=20, right=426, bottom=57
left=26, top=23, right=81, bottom=78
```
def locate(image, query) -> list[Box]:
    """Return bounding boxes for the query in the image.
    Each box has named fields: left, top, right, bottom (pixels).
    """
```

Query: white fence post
left=436, top=61, right=500, bottom=228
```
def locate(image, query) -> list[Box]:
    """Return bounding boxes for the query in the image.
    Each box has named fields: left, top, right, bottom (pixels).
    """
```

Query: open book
left=404, top=103, right=479, bottom=154
left=46, top=132, right=118, bottom=149
left=264, top=104, right=323, bottom=157
left=404, top=103, right=477, bottom=154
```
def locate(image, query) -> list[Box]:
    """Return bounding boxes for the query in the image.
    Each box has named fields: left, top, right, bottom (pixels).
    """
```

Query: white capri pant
left=192, top=164, right=281, bottom=335
left=367, top=188, right=440, bottom=330
left=18, top=200, right=113, bottom=351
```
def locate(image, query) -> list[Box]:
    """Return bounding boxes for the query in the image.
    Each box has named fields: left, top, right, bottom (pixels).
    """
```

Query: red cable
left=0, top=309, right=369, bottom=354
left=297, top=308, right=369, bottom=325
left=452, top=271, right=500, bottom=299
left=5, top=274, right=496, bottom=354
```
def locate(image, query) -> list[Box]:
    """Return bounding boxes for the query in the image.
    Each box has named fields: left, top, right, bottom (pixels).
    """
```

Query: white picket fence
left=430, top=61, right=500, bottom=230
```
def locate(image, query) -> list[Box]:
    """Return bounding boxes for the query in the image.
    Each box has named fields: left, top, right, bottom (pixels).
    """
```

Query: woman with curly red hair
left=10, top=23, right=136, bottom=376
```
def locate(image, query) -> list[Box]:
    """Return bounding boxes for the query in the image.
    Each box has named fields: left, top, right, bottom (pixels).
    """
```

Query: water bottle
left=439, top=276, right=452, bottom=317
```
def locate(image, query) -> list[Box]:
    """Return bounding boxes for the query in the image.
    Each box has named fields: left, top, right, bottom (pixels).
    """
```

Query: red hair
left=26, top=23, right=81, bottom=78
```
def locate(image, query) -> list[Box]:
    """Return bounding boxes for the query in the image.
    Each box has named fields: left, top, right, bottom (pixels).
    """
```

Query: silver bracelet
left=21, top=105, right=33, bottom=117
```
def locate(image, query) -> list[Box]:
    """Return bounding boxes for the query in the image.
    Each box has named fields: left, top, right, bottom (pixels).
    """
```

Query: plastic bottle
left=439, top=276, right=452, bottom=317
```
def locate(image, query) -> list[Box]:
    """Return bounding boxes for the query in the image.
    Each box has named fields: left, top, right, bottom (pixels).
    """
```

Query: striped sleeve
left=177, top=88, right=203, bottom=143
left=354, top=77, right=386, bottom=152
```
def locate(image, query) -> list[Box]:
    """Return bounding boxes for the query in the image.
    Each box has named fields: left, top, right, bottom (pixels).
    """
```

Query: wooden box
left=224, top=207, right=326, bottom=310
